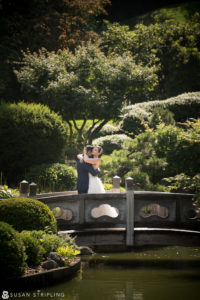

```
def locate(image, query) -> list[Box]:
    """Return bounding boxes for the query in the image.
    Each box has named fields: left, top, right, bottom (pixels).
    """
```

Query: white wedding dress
left=88, top=173, right=105, bottom=194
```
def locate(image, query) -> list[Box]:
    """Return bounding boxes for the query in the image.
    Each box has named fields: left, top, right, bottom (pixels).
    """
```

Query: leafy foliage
left=0, top=102, right=68, bottom=185
left=0, top=0, right=111, bottom=101
left=120, top=92, right=200, bottom=135
left=56, top=245, right=80, bottom=265
left=100, top=152, right=134, bottom=184
left=20, top=231, right=46, bottom=266
left=29, top=230, right=65, bottom=257
left=14, top=42, right=158, bottom=151
left=26, top=163, right=77, bottom=193
left=95, top=124, right=121, bottom=138
left=0, top=221, right=27, bottom=278
left=120, top=108, right=150, bottom=136
left=0, top=185, right=19, bottom=199
left=100, top=119, right=200, bottom=192
left=153, top=120, right=200, bottom=176
left=100, top=15, right=200, bottom=99
left=0, top=197, right=57, bottom=233
left=149, top=107, right=175, bottom=129
left=163, top=173, right=200, bottom=204
left=93, top=134, right=131, bottom=154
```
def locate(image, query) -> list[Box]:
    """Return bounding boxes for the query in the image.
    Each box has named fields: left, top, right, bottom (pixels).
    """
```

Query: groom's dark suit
left=76, top=158, right=100, bottom=194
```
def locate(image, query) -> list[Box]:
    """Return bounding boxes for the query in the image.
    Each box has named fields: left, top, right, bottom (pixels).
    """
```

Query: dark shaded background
left=106, top=0, right=200, bottom=21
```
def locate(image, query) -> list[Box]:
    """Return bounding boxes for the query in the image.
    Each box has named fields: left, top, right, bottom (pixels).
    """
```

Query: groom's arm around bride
left=76, top=146, right=100, bottom=194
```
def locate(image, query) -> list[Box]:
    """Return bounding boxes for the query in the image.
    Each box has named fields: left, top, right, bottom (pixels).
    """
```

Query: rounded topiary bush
left=120, top=108, right=150, bottom=136
left=0, top=102, right=68, bottom=185
left=0, top=197, right=57, bottom=233
left=120, top=92, right=200, bottom=135
left=26, top=163, right=77, bottom=192
left=93, top=134, right=131, bottom=154
left=95, top=124, right=121, bottom=138
left=0, top=221, right=27, bottom=278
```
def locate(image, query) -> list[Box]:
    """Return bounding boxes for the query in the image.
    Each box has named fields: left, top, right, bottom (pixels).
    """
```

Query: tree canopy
left=0, top=0, right=110, bottom=101
left=15, top=42, right=158, bottom=150
left=100, top=15, right=200, bottom=99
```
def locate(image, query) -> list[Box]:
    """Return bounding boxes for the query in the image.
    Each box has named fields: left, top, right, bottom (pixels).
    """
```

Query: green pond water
left=12, top=247, right=200, bottom=300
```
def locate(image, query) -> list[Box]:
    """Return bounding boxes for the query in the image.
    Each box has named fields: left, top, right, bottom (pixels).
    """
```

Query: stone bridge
left=28, top=177, right=199, bottom=250
left=20, top=177, right=200, bottom=250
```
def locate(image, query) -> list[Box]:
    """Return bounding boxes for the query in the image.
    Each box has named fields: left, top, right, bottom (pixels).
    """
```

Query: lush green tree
left=100, top=21, right=158, bottom=68
left=0, top=0, right=110, bottom=101
left=15, top=42, right=158, bottom=152
left=100, top=15, right=200, bottom=99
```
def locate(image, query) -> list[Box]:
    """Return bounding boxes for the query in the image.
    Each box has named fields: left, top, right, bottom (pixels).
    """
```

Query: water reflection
left=10, top=246, right=200, bottom=300
left=36, top=266, right=199, bottom=300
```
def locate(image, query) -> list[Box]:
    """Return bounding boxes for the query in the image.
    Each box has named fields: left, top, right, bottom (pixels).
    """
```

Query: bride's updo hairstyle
left=97, top=146, right=103, bottom=157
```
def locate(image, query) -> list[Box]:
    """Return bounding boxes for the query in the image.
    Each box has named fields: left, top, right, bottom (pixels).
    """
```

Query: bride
left=77, top=146, right=105, bottom=193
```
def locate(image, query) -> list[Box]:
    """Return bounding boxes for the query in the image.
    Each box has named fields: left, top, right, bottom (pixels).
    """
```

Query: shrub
left=0, top=197, right=57, bottom=233
left=163, top=173, right=200, bottom=205
left=126, top=170, right=151, bottom=190
left=149, top=107, right=175, bottom=129
left=103, top=183, right=113, bottom=191
left=29, top=230, right=64, bottom=256
left=0, top=102, right=68, bottom=185
left=0, top=221, right=27, bottom=278
left=93, top=134, right=131, bottom=154
left=56, top=245, right=80, bottom=265
left=121, top=92, right=200, bottom=135
left=26, top=163, right=77, bottom=193
left=154, top=121, right=200, bottom=177
left=95, top=124, right=121, bottom=138
left=0, top=185, right=19, bottom=199
left=103, top=183, right=125, bottom=191
left=20, top=231, right=45, bottom=266
left=120, top=108, right=150, bottom=136
left=100, top=151, right=134, bottom=184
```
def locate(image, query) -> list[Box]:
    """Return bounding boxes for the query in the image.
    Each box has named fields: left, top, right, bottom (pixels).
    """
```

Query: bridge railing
left=19, top=177, right=198, bottom=246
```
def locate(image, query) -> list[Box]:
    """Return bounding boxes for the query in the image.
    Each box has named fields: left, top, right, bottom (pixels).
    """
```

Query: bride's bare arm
left=77, top=154, right=84, bottom=161
left=83, top=154, right=100, bottom=165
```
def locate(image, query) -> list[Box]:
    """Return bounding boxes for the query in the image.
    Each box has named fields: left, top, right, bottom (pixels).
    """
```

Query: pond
left=10, top=246, right=200, bottom=300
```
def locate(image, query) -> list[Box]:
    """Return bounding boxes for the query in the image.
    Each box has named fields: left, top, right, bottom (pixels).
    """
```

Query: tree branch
left=87, top=119, right=108, bottom=144
left=66, top=120, right=73, bottom=141
left=85, top=119, right=100, bottom=137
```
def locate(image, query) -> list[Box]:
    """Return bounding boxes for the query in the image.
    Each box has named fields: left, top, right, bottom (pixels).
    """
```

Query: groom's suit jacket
left=76, top=159, right=100, bottom=194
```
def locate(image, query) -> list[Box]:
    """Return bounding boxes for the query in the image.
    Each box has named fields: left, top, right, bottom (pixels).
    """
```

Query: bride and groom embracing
left=76, top=145, right=105, bottom=194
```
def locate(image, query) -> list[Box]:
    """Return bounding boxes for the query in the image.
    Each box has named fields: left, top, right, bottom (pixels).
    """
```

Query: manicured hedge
left=120, top=92, right=200, bottom=135
left=0, top=102, right=68, bottom=185
left=95, top=124, right=121, bottom=138
left=0, top=221, right=27, bottom=278
left=93, top=134, right=131, bottom=154
left=0, top=197, right=57, bottom=233
left=120, top=108, right=150, bottom=136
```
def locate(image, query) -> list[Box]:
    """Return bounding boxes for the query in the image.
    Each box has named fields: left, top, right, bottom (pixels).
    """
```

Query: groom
left=76, top=145, right=100, bottom=194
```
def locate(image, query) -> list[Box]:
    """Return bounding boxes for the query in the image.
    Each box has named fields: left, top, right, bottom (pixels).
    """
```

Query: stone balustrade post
left=29, top=182, right=37, bottom=199
left=112, top=175, right=121, bottom=192
left=20, top=180, right=29, bottom=197
left=79, top=196, right=85, bottom=225
left=125, top=177, right=134, bottom=247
